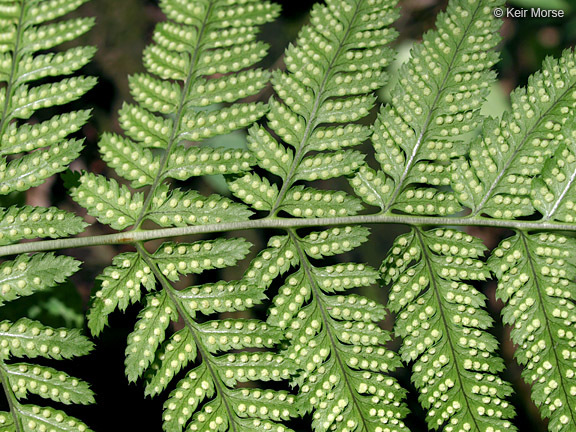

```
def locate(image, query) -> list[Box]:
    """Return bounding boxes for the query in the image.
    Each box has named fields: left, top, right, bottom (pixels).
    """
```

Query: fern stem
left=1, top=214, right=576, bottom=257
left=132, top=1, right=215, bottom=229
left=288, top=229, right=372, bottom=429
left=0, top=362, right=22, bottom=432
left=414, top=227, right=482, bottom=430
left=135, top=243, right=240, bottom=432
left=268, top=0, right=362, bottom=215
left=518, top=231, right=576, bottom=426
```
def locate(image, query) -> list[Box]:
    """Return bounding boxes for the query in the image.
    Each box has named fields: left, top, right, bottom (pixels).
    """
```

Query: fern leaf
left=294, top=150, right=365, bottom=182
left=5, top=362, right=94, bottom=405
left=162, top=146, right=254, bottom=181
left=453, top=50, right=576, bottom=218
left=228, top=389, right=298, bottom=422
left=310, top=124, right=370, bottom=152
left=87, top=252, right=155, bottom=336
left=246, top=126, right=294, bottom=178
left=188, top=70, right=269, bottom=106
left=220, top=1, right=413, bottom=429
left=358, top=0, right=502, bottom=214
left=0, top=253, right=80, bottom=306
left=10, top=404, right=92, bottom=432
left=77, top=1, right=304, bottom=430
left=128, top=73, right=180, bottom=114
left=383, top=228, right=515, bottom=431
left=300, top=226, right=370, bottom=259
left=213, top=352, right=291, bottom=386
left=0, top=110, right=91, bottom=156
left=531, top=128, right=576, bottom=222
left=262, top=230, right=409, bottom=432
left=243, top=235, right=298, bottom=290
left=98, top=133, right=159, bottom=189
left=12, top=76, right=96, bottom=119
left=144, top=328, right=197, bottom=397
left=147, top=185, right=253, bottom=228
left=179, top=103, right=267, bottom=142
left=175, top=280, right=266, bottom=318
left=27, top=0, right=90, bottom=24
left=0, top=3, right=96, bottom=429
left=18, top=46, right=96, bottom=84
left=0, top=139, right=83, bottom=194
left=161, top=362, right=214, bottom=432
left=23, top=17, right=95, bottom=51
left=228, top=173, right=279, bottom=211
left=232, top=0, right=399, bottom=216
left=119, top=103, right=174, bottom=148
left=198, top=319, right=282, bottom=353
left=152, top=238, right=251, bottom=281
left=490, top=232, right=576, bottom=431
left=278, top=186, right=363, bottom=218
left=70, top=173, right=144, bottom=230
left=0, top=318, right=92, bottom=360
left=350, top=165, right=393, bottom=210
left=0, top=206, right=86, bottom=245
left=125, top=291, right=178, bottom=383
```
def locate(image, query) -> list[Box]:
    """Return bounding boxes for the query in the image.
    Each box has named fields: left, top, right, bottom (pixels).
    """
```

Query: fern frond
left=4, top=362, right=94, bottom=405
left=174, top=280, right=267, bottom=318
left=0, top=206, right=86, bottom=245
left=278, top=185, right=363, bottom=218
left=87, top=252, right=155, bottom=336
left=300, top=226, right=370, bottom=259
left=0, top=0, right=94, bottom=194
left=222, top=1, right=411, bottom=429
left=146, top=185, right=253, bottom=228
left=137, top=250, right=297, bottom=432
left=232, top=0, right=399, bottom=216
left=71, top=172, right=144, bottom=230
left=382, top=228, right=516, bottom=431
left=0, top=318, right=94, bottom=432
left=228, top=172, right=279, bottom=211
left=453, top=50, right=576, bottom=218
left=354, top=0, right=502, bottom=214
left=531, top=127, right=576, bottom=222
left=75, top=0, right=305, bottom=430
left=0, top=1, right=96, bottom=430
left=0, top=318, right=92, bottom=360
left=0, top=404, right=92, bottom=432
left=98, top=133, right=158, bottom=188
left=490, top=232, right=576, bottom=431
left=275, top=231, right=408, bottom=432
left=125, top=290, right=177, bottom=383
left=152, top=238, right=251, bottom=282
left=0, top=253, right=80, bottom=306
left=162, top=146, right=255, bottom=181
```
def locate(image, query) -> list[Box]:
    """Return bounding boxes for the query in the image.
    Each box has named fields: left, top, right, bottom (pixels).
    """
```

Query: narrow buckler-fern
left=0, top=0, right=575, bottom=431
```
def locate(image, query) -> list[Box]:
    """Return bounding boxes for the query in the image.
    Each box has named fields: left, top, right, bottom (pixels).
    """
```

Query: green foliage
left=2, top=0, right=576, bottom=432
left=490, top=232, right=576, bottom=431
left=453, top=51, right=576, bottom=219
left=383, top=228, right=514, bottom=431
left=0, top=0, right=95, bottom=430
left=0, top=253, right=80, bottom=305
